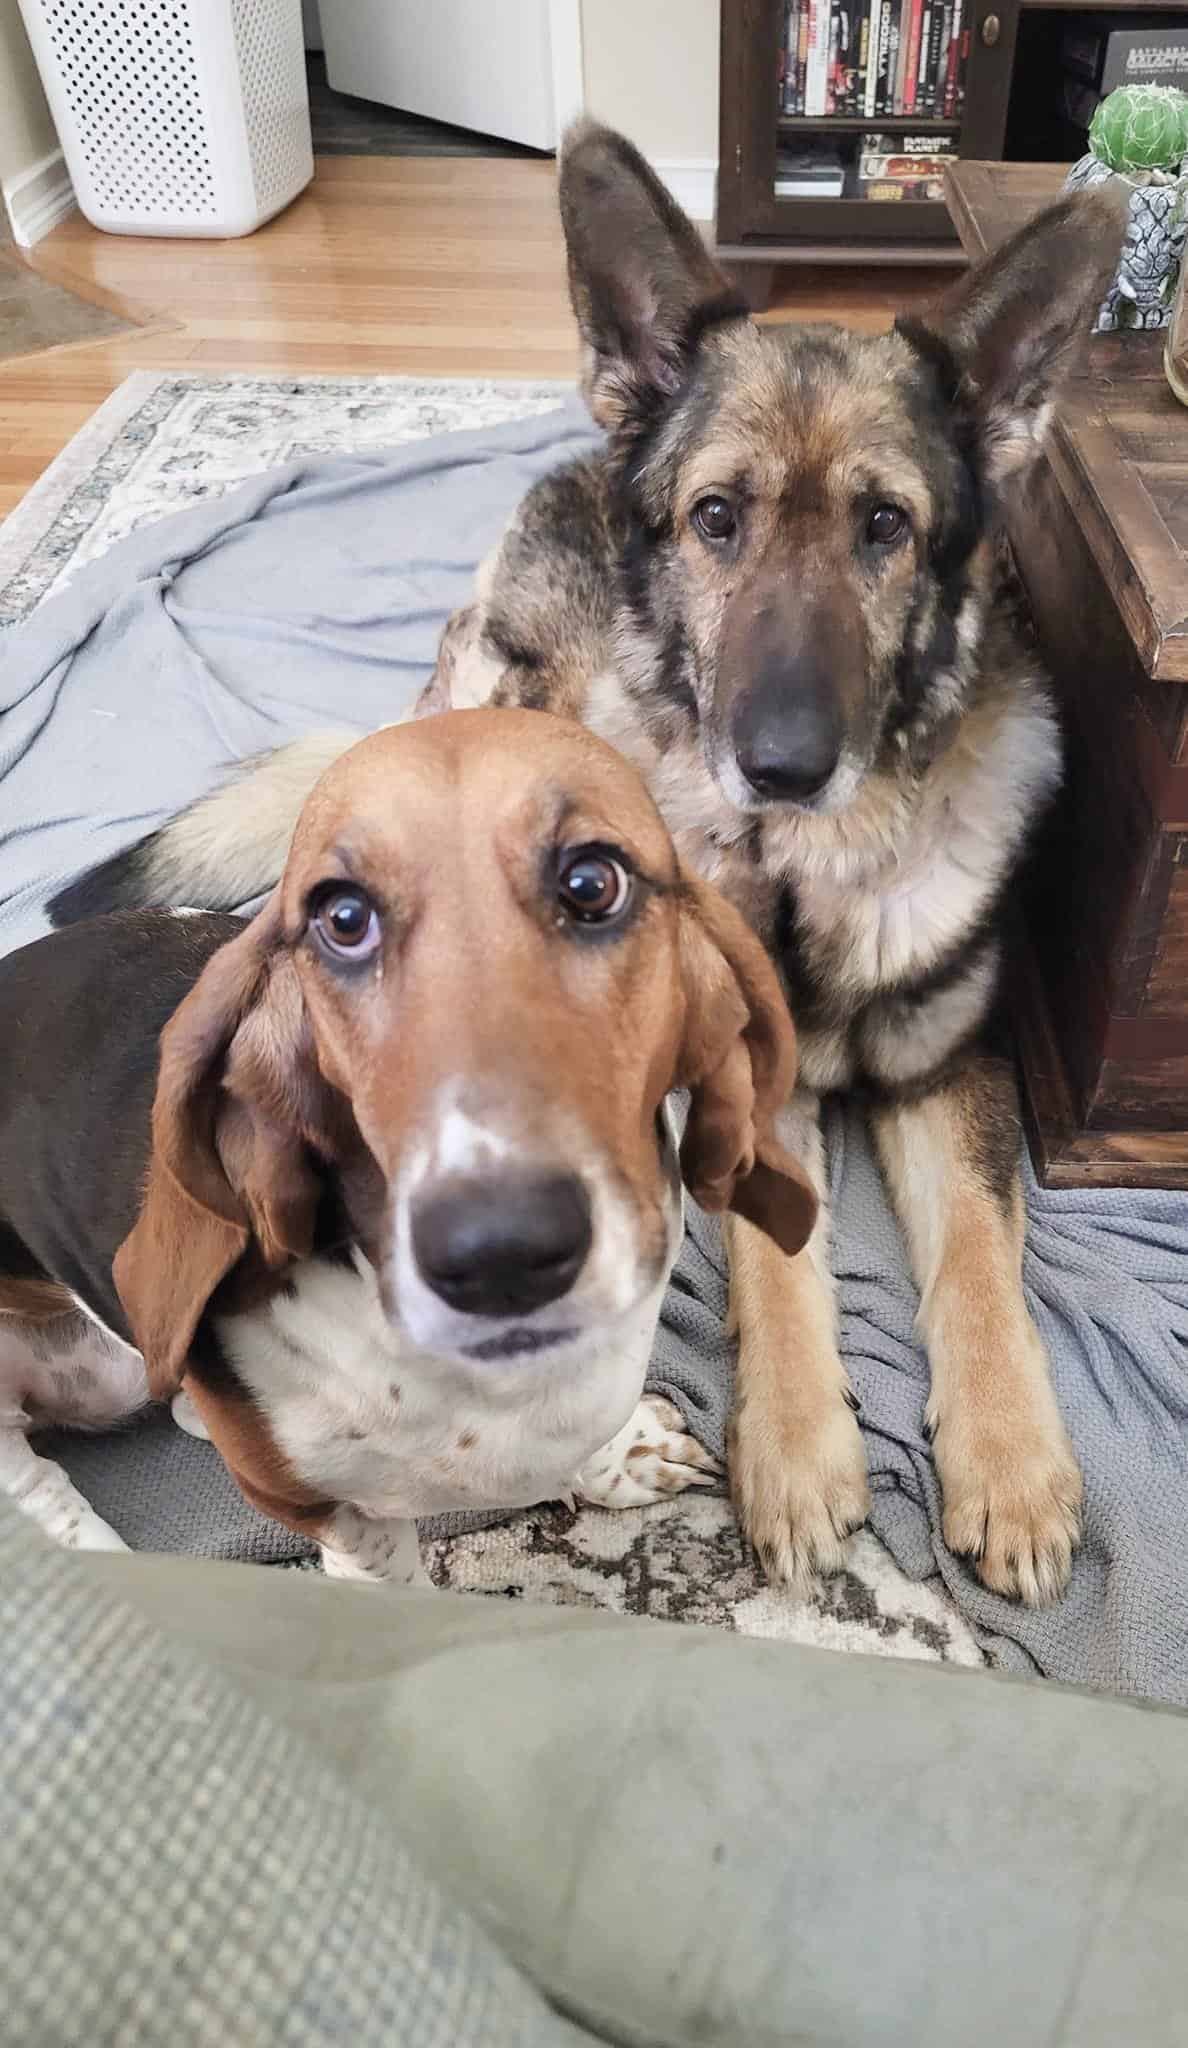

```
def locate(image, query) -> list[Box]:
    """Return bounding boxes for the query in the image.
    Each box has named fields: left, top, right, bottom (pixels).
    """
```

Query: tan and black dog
left=53, top=124, right=1125, bottom=1605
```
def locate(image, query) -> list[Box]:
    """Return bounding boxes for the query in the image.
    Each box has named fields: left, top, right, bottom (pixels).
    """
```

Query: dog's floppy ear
left=114, top=897, right=327, bottom=1397
left=675, top=870, right=817, bottom=1256
left=559, top=120, right=748, bottom=434
left=898, top=187, right=1125, bottom=484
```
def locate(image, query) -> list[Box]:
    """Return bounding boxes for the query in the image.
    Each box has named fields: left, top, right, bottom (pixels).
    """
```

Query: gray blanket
left=2, top=399, right=1187, bottom=1702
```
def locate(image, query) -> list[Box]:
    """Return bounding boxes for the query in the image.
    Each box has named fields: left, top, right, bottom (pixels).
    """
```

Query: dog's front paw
left=575, top=1394, right=722, bottom=1509
left=931, top=1401, right=1082, bottom=1606
left=320, top=1509, right=428, bottom=1587
left=16, top=1466, right=129, bottom=1553
left=729, top=1395, right=869, bottom=1590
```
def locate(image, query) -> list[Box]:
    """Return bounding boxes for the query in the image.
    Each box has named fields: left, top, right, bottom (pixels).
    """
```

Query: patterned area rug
left=0, top=249, right=146, bottom=367
left=0, top=371, right=568, bottom=623
left=0, top=370, right=983, bottom=1669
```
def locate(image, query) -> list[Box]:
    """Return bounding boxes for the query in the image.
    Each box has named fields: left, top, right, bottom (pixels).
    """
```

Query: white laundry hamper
left=18, top=0, right=313, bottom=237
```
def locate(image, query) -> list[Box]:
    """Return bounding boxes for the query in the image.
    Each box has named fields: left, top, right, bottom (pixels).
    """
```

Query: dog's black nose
left=411, top=1171, right=592, bottom=1319
left=730, top=686, right=842, bottom=803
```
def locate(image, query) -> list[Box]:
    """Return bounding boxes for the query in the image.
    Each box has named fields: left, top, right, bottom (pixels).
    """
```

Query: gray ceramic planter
left=1065, top=151, right=1188, bottom=331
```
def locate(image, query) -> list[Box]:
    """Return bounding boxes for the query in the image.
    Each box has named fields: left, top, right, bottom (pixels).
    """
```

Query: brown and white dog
left=0, top=709, right=814, bottom=1577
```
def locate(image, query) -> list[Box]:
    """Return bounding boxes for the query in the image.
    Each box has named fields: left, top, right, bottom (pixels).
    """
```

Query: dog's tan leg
left=872, top=1056, right=1082, bottom=1606
left=727, top=1093, right=869, bottom=1588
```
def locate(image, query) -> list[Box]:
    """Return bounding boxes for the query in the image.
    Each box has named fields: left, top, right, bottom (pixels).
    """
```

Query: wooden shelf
left=778, top=115, right=962, bottom=135
left=719, top=0, right=1188, bottom=286
left=717, top=0, right=1012, bottom=290
left=749, top=193, right=956, bottom=237
left=717, top=236, right=966, bottom=270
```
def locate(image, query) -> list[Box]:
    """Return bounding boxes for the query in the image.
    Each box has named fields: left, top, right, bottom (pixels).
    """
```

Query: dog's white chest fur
left=217, top=1253, right=660, bottom=1519
left=797, top=832, right=976, bottom=991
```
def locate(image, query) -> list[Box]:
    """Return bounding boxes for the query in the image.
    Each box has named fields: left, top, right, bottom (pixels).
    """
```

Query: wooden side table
left=947, top=161, right=1188, bottom=1187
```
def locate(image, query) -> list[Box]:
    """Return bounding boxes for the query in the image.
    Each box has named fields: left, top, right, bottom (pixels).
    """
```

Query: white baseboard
left=651, top=158, right=718, bottom=222
left=3, top=148, right=77, bottom=249
left=0, top=140, right=708, bottom=241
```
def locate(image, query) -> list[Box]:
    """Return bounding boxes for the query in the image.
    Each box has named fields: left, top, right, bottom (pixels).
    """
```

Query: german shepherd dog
left=53, top=126, right=1124, bottom=1606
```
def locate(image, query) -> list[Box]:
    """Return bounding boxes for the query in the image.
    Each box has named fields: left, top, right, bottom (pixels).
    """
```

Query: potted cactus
left=1064, top=84, right=1188, bottom=331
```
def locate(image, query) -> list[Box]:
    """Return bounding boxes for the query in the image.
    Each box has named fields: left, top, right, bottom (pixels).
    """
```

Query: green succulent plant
left=1090, top=84, right=1188, bottom=176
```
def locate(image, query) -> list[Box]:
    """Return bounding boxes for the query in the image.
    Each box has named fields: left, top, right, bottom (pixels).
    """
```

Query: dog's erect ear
left=899, top=187, right=1125, bottom=483
left=114, top=897, right=328, bottom=1398
left=559, top=120, right=748, bottom=434
left=675, top=871, right=817, bottom=1256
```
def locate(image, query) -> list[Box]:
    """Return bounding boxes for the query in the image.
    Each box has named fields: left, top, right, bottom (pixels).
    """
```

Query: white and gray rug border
left=0, top=369, right=574, bottom=624
left=0, top=370, right=166, bottom=602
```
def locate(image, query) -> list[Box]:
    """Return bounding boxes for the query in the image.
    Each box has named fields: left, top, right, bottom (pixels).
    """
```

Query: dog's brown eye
left=693, top=494, right=736, bottom=541
left=313, top=887, right=380, bottom=960
left=867, top=503, right=907, bottom=546
left=557, top=852, right=632, bottom=925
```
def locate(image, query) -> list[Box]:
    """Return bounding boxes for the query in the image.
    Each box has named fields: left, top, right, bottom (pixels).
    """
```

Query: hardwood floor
left=0, top=154, right=952, bottom=520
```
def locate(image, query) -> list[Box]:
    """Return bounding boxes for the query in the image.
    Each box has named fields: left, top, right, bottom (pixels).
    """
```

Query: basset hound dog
left=0, top=709, right=815, bottom=1581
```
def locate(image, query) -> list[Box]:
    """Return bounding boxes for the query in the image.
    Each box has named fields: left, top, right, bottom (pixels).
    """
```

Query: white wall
left=0, top=0, right=58, bottom=188
left=0, top=0, right=73, bottom=243
left=579, top=0, right=719, bottom=217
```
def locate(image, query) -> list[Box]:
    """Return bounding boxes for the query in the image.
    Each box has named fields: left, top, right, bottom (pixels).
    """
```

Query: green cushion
left=80, top=1551, right=1188, bottom=2048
